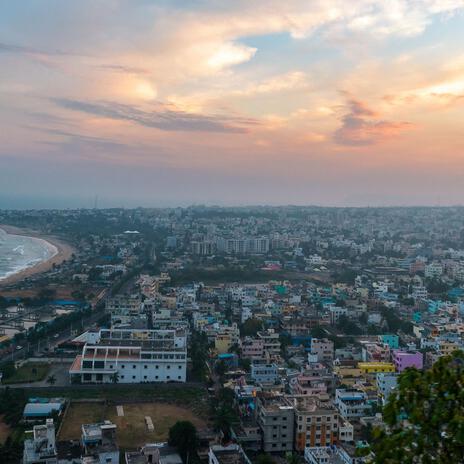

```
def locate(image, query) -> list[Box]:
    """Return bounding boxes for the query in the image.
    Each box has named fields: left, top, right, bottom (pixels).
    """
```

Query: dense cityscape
left=0, top=206, right=462, bottom=463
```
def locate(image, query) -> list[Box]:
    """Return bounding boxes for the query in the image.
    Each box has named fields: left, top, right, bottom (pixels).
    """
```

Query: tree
left=168, top=421, right=199, bottom=462
left=372, top=350, right=464, bottom=463
left=256, top=453, right=274, bottom=464
left=110, top=372, right=119, bottom=384
left=46, top=375, right=56, bottom=386
left=285, top=452, right=300, bottom=464
left=240, top=318, right=262, bottom=337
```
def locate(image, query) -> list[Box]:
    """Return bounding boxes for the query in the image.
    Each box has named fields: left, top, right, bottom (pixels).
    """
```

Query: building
left=334, top=390, right=371, bottom=421
left=23, top=419, right=57, bottom=464
left=425, top=262, right=443, bottom=278
left=392, top=350, right=423, bottom=372
left=125, top=444, right=183, bottom=464
left=241, top=338, right=265, bottom=360
left=81, top=421, right=119, bottom=464
left=216, top=237, right=270, bottom=255
left=251, top=363, right=279, bottom=384
left=256, top=395, right=295, bottom=453
left=310, top=338, right=334, bottom=363
left=69, top=328, right=187, bottom=383
left=376, top=373, right=398, bottom=405
left=292, top=396, right=339, bottom=450
left=304, top=445, right=369, bottom=464
left=256, top=330, right=281, bottom=358
left=208, top=444, right=251, bottom=464
left=23, top=398, right=66, bottom=422
left=357, top=362, right=395, bottom=374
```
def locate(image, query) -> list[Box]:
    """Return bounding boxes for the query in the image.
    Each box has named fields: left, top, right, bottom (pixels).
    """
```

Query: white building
left=23, top=419, right=57, bottom=464
left=425, top=262, right=443, bottom=278
left=69, top=328, right=187, bottom=384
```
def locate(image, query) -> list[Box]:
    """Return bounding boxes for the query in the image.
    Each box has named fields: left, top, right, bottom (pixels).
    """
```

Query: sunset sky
left=1, top=1, right=464, bottom=208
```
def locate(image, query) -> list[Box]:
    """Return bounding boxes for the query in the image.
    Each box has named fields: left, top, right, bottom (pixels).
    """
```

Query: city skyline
left=1, top=1, right=464, bottom=208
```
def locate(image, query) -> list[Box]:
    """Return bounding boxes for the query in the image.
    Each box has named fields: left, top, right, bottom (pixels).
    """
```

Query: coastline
left=0, top=225, right=75, bottom=287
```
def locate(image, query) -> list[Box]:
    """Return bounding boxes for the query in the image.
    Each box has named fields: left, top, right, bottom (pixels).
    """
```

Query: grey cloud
left=52, top=98, right=257, bottom=133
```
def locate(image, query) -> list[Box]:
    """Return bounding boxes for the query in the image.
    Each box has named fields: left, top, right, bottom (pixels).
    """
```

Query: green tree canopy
left=372, top=350, right=464, bottom=463
left=168, top=421, right=199, bottom=462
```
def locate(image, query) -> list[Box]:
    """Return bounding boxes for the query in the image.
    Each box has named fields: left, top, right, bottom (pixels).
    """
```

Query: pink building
left=241, top=337, right=265, bottom=360
left=393, top=350, right=423, bottom=372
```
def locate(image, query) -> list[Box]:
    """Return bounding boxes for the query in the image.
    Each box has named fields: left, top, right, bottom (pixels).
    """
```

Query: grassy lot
left=59, top=402, right=208, bottom=450
left=3, top=363, right=50, bottom=384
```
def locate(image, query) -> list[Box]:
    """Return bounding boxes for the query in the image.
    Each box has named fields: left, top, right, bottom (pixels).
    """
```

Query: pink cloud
left=334, top=98, right=414, bottom=146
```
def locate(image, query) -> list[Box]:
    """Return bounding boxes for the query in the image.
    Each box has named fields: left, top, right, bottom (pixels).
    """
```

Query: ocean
left=0, top=228, right=58, bottom=281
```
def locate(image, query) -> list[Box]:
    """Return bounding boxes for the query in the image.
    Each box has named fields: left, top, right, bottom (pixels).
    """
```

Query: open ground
left=59, top=401, right=208, bottom=449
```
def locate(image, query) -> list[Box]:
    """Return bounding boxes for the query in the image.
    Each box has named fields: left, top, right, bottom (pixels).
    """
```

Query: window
left=96, top=373, right=103, bottom=381
left=82, top=361, right=92, bottom=369
left=144, top=365, right=148, bottom=369
left=156, top=365, right=159, bottom=369
left=167, top=365, right=171, bottom=369
left=83, top=373, right=91, bottom=381
left=133, top=365, right=136, bottom=369
left=167, top=376, right=170, bottom=379
left=178, top=376, right=181, bottom=380
left=94, top=361, right=104, bottom=369
left=121, top=375, right=125, bottom=379
left=144, top=376, right=147, bottom=379
left=109, top=365, right=113, bottom=369
left=121, top=365, right=125, bottom=369
left=178, top=365, right=182, bottom=369
left=155, top=376, right=159, bottom=379
left=132, top=375, right=136, bottom=379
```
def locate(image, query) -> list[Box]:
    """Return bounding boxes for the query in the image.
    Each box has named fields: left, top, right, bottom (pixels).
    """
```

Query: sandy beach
left=0, top=224, right=75, bottom=287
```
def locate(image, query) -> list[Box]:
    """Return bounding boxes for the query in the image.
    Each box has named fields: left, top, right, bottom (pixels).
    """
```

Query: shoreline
left=0, top=225, right=75, bottom=287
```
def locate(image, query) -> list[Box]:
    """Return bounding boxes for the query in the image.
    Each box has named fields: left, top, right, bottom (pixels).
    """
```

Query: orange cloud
left=334, top=98, right=414, bottom=145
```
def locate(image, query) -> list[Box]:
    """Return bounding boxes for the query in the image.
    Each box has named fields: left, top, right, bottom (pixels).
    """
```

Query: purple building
left=393, top=350, right=423, bottom=372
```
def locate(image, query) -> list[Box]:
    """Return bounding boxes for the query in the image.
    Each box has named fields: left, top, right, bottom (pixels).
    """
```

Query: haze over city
left=1, top=1, right=464, bottom=208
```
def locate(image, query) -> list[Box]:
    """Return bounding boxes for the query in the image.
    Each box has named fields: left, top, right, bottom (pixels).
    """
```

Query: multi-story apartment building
left=69, top=328, right=187, bottom=384
left=216, top=237, right=270, bottom=254
left=310, top=338, right=334, bottom=364
left=392, top=350, right=423, bottom=372
left=251, top=363, right=279, bottom=384
left=257, top=329, right=281, bottom=358
left=256, top=395, right=295, bottom=453
left=334, top=389, right=371, bottom=421
left=241, top=338, right=265, bottom=360
left=291, top=396, right=339, bottom=450
left=376, top=373, right=398, bottom=405
left=107, top=295, right=144, bottom=328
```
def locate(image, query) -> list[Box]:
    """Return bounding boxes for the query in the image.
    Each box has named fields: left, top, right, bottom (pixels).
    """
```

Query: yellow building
left=358, top=362, right=395, bottom=374
left=215, top=333, right=234, bottom=354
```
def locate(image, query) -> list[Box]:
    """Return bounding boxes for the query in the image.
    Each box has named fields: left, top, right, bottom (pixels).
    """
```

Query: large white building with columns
left=69, top=328, right=187, bottom=384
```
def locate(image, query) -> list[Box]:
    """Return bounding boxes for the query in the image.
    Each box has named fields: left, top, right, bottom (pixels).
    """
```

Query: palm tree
left=110, top=372, right=119, bottom=384
left=46, top=375, right=56, bottom=386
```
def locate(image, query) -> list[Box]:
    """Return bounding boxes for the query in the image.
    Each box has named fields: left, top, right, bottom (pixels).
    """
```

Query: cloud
left=52, top=98, right=257, bottom=133
left=206, top=42, right=257, bottom=70
left=333, top=98, right=413, bottom=145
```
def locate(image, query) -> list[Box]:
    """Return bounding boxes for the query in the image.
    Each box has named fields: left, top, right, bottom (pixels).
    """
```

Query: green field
left=2, top=363, right=50, bottom=384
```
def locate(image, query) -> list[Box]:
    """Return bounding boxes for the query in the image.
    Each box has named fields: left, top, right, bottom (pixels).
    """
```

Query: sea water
left=0, top=228, right=57, bottom=281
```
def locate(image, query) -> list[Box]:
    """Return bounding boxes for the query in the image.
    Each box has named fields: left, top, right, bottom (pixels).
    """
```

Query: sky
left=1, top=0, right=464, bottom=208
